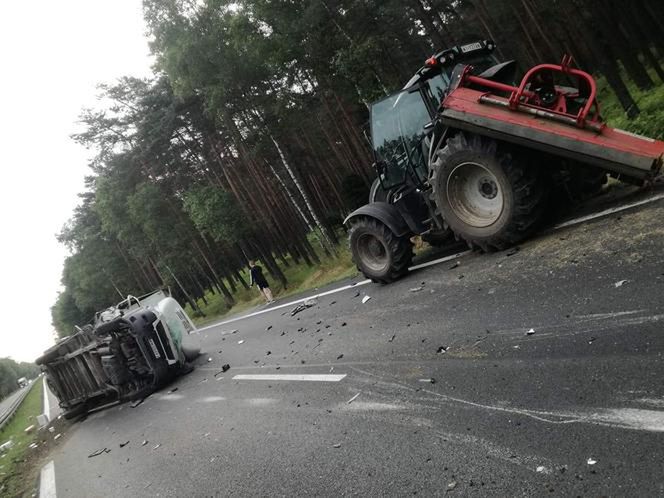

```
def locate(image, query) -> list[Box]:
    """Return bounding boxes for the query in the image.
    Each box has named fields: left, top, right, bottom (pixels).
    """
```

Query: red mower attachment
left=441, top=56, right=664, bottom=181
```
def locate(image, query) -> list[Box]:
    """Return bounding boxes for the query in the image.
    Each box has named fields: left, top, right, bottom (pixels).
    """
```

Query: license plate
left=148, top=338, right=161, bottom=359
left=461, top=42, right=483, bottom=53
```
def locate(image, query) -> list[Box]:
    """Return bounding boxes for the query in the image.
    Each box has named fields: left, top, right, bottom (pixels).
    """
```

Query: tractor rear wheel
left=349, top=217, right=413, bottom=283
left=429, top=133, right=547, bottom=251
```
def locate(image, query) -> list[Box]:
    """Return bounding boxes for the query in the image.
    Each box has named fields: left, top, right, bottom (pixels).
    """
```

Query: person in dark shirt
left=249, top=260, right=274, bottom=303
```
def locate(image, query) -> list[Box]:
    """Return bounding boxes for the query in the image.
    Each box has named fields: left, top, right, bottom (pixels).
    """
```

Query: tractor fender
left=344, top=202, right=411, bottom=238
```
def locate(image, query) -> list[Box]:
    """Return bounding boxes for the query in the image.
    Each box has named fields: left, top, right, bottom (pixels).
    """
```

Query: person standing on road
left=249, top=260, right=274, bottom=303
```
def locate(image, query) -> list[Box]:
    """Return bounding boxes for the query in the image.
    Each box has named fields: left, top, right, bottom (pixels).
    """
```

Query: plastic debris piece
left=347, top=393, right=361, bottom=404
left=447, top=480, right=457, bottom=490
left=437, top=346, right=449, bottom=354
left=587, top=458, right=597, bottom=465
left=141, top=440, right=148, bottom=446
left=207, top=357, right=212, bottom=362
left=88, top=448, right=108, bottom=458
left=266, top=351, right=272, bottom=356
left=588, top=337, right=596, bottom=344
left=332, top=443, right=341, bottom=448
left=506, top=247, right=520, bottom=257
left=362, top=296, right=371, bottom=304
left=48, top=427, right=55, bottom=433
left=614, top=280, right=627, bottom=288
left=388, top=334, right=396, bottom=343
left=336, top=354, right=344, bottom=360
left=153, top=444, right=161, bottom=450
left=419, top=378, right=436, bottom=384
left=409, top=287, right=424, bottom=292
left=222, top=364, right=231, bottom=373
left=526, top=328, right=536, bottom=336
left=54, top=434, right=61, bottom=441
left=266, top=325, right=272, bottom=331
left=238, top=340, right=245, bottom=345
left=449, top=262, right=460, bottom=270
left=119, top=441, right=130, bottom=448
left=168, top=388, right=179, bottom=394
left=536, top=466, right=545, bottom=473
left=130, top=399, right=144, bottom=408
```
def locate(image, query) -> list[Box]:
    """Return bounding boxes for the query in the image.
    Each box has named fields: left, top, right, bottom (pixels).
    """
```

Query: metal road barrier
left=0, top=381, right=34, bottom=432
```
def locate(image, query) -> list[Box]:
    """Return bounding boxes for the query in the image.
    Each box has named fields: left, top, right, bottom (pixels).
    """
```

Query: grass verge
left=0, top=381, right=43, bottom=497
left=189, top=242, right=358, bottom=326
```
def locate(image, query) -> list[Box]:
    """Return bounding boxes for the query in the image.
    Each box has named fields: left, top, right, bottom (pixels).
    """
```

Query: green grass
left=597, top=68, right=664, bottom=139
left=0, top=380, right=43, bottom=495
left=188, top=242, right=358, bottom=326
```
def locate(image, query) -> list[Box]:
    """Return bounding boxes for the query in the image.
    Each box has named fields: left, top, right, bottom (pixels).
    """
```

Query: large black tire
left=429, top=133, right=548, bottom=251
left=349, top=217, right=413, bottom=283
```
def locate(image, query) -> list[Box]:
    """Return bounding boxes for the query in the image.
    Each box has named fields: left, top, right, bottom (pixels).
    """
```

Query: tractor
left=345, top=41, right=664, bottom=283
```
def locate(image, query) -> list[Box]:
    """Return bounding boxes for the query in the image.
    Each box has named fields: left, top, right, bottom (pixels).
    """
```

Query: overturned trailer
left=37, top=291, right=200, bottom=419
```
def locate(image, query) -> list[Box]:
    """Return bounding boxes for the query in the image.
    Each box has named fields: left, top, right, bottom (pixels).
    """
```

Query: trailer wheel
left=430, top=133, right=547, bottom=251
left=349, top=217, right=413, bottom=283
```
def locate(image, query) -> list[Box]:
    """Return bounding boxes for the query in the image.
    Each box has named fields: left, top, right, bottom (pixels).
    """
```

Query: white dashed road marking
left=40, top=461, right=57, bottom=498
left=232, top=374, right=347, bottom=382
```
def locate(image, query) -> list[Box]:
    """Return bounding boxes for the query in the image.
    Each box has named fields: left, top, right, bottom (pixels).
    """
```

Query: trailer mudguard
left=344, top=202, right=412, bottom=237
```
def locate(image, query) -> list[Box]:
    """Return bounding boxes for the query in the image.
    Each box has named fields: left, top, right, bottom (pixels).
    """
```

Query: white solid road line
left=39, top=461, right=57, bottom=498
left=197, top=192, right=664, bottom=333
left=553, top=191, right=664, bottom=230
left=232, top=374, right=347, bottom=382
left=42, top=376, right=50, bottom=422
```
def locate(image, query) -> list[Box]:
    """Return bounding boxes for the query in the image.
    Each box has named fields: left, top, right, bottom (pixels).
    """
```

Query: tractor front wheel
left=430, top=133, right=548, bottom=251
left=349, top=218, right=413, bottom=283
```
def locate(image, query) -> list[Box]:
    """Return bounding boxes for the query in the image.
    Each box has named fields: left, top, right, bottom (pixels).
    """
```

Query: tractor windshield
left=371, top=89, right=431, bottom=190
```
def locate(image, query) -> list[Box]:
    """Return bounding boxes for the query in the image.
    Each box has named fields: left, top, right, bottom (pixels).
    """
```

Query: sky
left=0, top=1, right=154, bottom=362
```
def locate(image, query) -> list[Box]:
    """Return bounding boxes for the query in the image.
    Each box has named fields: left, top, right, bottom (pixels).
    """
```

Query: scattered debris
left=332, top=443, right=342, bottom=448
left=536, top=466, right=546, bottom=473
left=238, top=340, right=245, bottom=345
left=362, top=296, right=372, bottom=304
left=48, top=427, right=55, bottom=433
left=167, top=388, right=179, bottom=394
left=447, top=480, right=457, bottom=490
left=388, top=334, right=396, bottom=343
left=353, top=291, right=360, bottom=298
left=130, top=399, right=145, bottom=408
left=587, top=458, right=597, bottom=465
left=266, top=325, right=272, bottom=331
left=222, top=364, right=231, bottom=373
left=119, top=441, right=130, bottom=448
left=526, top=328, right=536, bottom=336
left=419, top=378, right=436, bottom=384
left=614, top=280, right=628, bottom=288
left=329, top=301, right=337, bottom=306
left=409, top=286, right=424, bottom=293
left=153, top=444, right=161, bottom=450
left=449, top=261, right=460, bottom=270
left=141, top=440, right=148, bottom=446
left=336, top=354, right=344, bottom=360
left=207, top=357, right=212, bottom=362
left=506, top=247, right=520, bottom=257
left=29, top=443, right=39, bottom=449
left=266, top=351, right=272, bottom=356
left=54, top=434, right=62, bottom=441
left=341, top=322, right=347, bottom=327
left=24, top=425, right=35, bottom=433
left=280, top=331, right=286, bottom=336
left=347, top=393, right=361, bottom=404
left=291, top=299, right=318, bottom=316
left=88, top=448, right=110, bottom=458
left=437, top=346, right=449, bottom=354
left=588, top=337, right=596, bottom=344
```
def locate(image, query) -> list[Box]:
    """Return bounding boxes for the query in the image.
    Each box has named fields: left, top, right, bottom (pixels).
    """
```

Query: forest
left=52, top=0, right=664, bottom=336
left=0, top=358, right=40, bottom=400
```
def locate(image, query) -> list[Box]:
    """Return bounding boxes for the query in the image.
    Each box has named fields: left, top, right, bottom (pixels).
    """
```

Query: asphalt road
left=49, top=195, right=664, bottom=497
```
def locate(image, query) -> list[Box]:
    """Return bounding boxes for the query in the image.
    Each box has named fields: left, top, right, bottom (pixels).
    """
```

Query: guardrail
left=0, top=381, right=34, bottom=432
